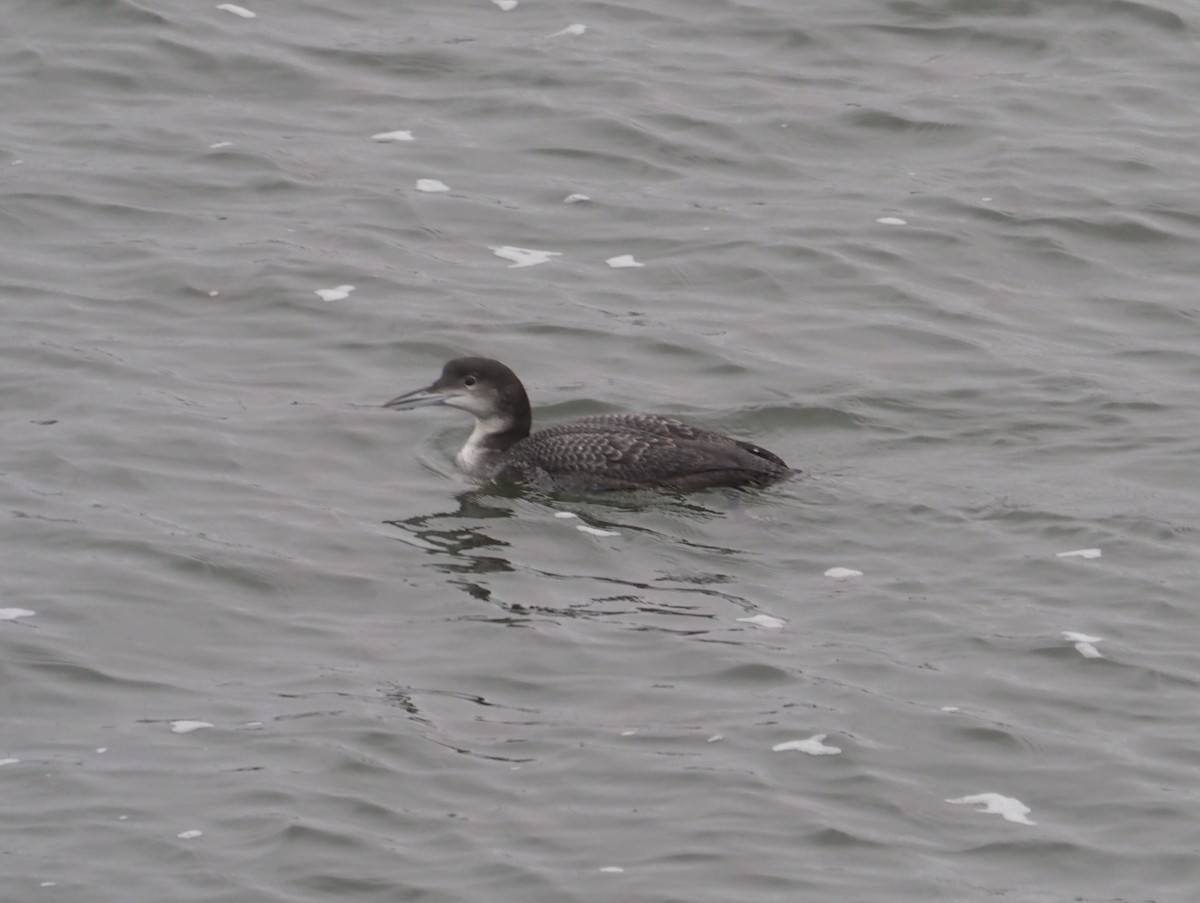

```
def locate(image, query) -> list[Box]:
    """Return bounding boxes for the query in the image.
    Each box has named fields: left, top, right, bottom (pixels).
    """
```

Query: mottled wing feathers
left=533, top=413, right=715, bottom=442
left=501, top=414, right=791, bottom=491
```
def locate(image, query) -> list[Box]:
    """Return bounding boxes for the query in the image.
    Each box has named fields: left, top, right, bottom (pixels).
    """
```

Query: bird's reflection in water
left=385, top=490, right=516, bottom=567
left=383, top=486, right=774, bottom=634
left=383, top=487, right=520, bottom=609
left=382, top=687, right=539, bottom=764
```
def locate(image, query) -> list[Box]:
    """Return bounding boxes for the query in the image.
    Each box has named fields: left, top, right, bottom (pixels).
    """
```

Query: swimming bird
left=383, top=357, right=793, bottom=492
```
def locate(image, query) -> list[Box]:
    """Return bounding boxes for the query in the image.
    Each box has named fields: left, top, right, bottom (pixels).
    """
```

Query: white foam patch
left=606, top=255, right=644, bottom=268
left=490, top=245, right=561, bottom=268
left=946, top=792, right=1035, bottom=825
left=620, top=730, right=636, bottom=736
left=208, top=290, right=219, bottom=297
left=1056, top=548, right=1101, bottom=559
left=981, top=197, right=993, bottom=202
left=554, top=511, right=579, bottom=519
left=209, top=141, right=233, bottom=149
left=217, top=3, right=256, bottom=18
left=493, top=0, right=518, bottom=9
left=737, top=614, right=785, bottom=630
left=372, top=130, right=414, bottom=142
left=599, top=866, right=624, bottom=873
left=177, top=829, right=203, bottom=839
left=1062, top=631, right=1104, bottom=659
left=96, top=748, right=107, bottom=754
left=877, top=216, right=907, bottom=225
left=773, top=734, right=842, bottom=756
left=40, top=882, right=56, bottom=887
left=707, top=734, right=723, bottom=743
left=563, top=193, right=590, bottom=203
left=0, top=758, right=19, bottom=766
left=416, top=178, right=450, bottom=192
left=940, top=706, right=961, bottom=713
left=824, top=567, right=863, bottom=579
left=551, top=23, right=587, bottom=36
left=577, top=525, right=620, bottom=537
left=315, top=284, right=355, bottom=302
left=170, top=720, right=214, bottom=734
left=0, top=608, right=35, bottom=620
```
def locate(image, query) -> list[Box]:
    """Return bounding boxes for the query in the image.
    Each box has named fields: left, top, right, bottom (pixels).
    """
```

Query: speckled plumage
left=384, top=358, right=793, bottom=492
left=499, top=414, right=790, bottom=491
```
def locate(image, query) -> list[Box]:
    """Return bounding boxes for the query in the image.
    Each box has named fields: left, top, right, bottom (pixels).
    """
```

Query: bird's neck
left=457, top=410, right=530, bottom=474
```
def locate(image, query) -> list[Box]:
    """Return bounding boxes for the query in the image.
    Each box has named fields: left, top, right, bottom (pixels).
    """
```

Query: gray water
left=4, top=0, right=1200, bottom=900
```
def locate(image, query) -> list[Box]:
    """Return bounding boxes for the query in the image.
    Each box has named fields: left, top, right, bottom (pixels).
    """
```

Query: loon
left=383, top=357, right=793, bottom=492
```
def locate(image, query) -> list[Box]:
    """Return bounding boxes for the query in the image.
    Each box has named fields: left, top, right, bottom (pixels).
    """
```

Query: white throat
left=456, top=415, right=510, bottom=475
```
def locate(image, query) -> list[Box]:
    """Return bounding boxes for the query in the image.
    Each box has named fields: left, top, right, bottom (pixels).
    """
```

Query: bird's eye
left=463, top=375, right=477, bottom=388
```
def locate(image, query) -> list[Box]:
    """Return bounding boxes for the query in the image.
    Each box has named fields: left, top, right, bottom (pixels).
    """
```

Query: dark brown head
left=383, top=357, right=533, bottom=442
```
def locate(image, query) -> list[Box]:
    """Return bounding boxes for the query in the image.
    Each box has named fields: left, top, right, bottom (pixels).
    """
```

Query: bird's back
left=497, top=413, right=792, bottom=491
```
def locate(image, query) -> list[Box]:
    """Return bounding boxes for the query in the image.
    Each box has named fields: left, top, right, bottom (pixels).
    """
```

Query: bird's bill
left=382, top=385, right=449, bottom=410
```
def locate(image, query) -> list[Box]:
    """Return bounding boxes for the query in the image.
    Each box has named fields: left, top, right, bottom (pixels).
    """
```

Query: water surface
left=4, top=0, right=1200, bottom=900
